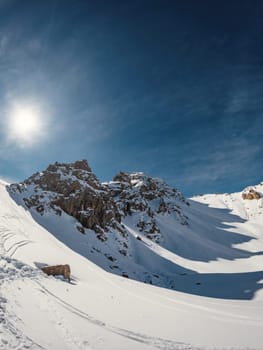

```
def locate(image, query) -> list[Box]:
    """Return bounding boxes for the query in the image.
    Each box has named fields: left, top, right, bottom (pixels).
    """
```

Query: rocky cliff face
left=6, top=164, right=263, bottom=290
left=9, top=161, right=189, bottom=245
left=8, top=161, right=193, bottom=287
left=9, top=160, right=124, bottom=241
left=105, top=171, right=189, bottom=243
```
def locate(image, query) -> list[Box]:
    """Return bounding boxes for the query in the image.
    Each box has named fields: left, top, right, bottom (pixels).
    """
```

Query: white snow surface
left=0, top=180, right=263, bottom=349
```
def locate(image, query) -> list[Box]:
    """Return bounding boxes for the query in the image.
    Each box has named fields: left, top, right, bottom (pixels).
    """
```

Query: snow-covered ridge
left=1, top=171, right=263, bottom=349
left=9, top=160, right=123, bottom=240
left=7, top=161, right=263, bottom=290
left=7, top=161, right=192, bottom=289
left=104, top=171, right=189, bottom=243
left=192, top=182, right=263, bottom=221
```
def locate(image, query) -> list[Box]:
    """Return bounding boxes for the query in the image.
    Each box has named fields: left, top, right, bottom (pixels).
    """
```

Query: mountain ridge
left=1, top=161, right=263, bottom=349
left=6, top=159, right=263, bottom=291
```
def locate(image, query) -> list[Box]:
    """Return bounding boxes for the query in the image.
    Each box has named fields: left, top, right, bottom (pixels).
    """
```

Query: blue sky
left=0, top=0, right=262, bottom=196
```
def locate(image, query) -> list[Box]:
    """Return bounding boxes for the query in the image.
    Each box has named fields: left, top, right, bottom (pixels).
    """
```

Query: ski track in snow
left=0, top=246, right=257, bottom=350
left=0, top=253, right=259, bottom=350
left=1, top=265, right=193, bottom=349
left=0, top=225, right=203, bottom=350
left=0, top=228, right=43, bottom=349
left=33, top=282, right=184, bottom=350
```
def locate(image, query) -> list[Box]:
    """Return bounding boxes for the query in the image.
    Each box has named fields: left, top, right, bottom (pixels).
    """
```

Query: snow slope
left=7, top=163, right=193, bottom=289
left=8, top=163, right=263, bottom=294
left=1, top=180, right=263, bottom=349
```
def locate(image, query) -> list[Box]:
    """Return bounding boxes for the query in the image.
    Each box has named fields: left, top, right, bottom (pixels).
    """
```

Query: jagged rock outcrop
left=6, top=160, right=195, bottom=287
left=242, top=188, right=261, bottom=200
left=9, top=160, right=123, bottom=240
left=9, top=161, right=190, bottom=245
left=105, top=172, right=189, bottom=243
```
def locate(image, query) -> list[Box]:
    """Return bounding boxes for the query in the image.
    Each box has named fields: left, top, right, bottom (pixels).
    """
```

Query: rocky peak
left=113, top=171, right=131, bottom=184
left=105, top=172, right=189, bottom=243
left=25, top=160, right=100, bottom=192
left=8, top=162, right=190, bottom=245
left=47, top=159, right=92, bottom=172
left=108, top=171, right=189, bottom=207
left=9, top=160, right=123, bottom=240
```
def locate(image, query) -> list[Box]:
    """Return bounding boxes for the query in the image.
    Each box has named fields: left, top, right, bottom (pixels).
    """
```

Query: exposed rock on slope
left=9, top=160, right=123, bottom=241
left=6, top=160, right=263, bottom=291
left=242, top=188, right=261, bottom=200
left=9, top=161, right=190, bottom=244
left=105, top=171, right=189, bottom=243
left=8, top=160, right=192, bottom=287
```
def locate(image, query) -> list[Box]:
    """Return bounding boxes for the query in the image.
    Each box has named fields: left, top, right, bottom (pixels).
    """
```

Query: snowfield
left=1, top=180, right=263, bottom=350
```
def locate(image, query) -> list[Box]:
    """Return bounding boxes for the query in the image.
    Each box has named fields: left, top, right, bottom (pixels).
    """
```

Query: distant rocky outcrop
left=242, top=188, right=261, bottom=200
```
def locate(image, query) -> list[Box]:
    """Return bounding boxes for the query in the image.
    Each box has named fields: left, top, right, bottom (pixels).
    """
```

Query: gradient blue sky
left=0, top=0, right=262, bottom=196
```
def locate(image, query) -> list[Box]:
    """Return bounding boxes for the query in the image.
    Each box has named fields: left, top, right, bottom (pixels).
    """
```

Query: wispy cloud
left=167, top=137, right=261, bottom=195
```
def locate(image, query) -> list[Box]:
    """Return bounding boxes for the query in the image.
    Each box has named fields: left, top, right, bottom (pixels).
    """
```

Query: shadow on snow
left=8, top=187, right=263, bottom=300
left=157, top=199, right=263, bottom=262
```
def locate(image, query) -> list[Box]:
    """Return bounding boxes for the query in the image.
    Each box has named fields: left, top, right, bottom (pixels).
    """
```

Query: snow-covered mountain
left=1, top=161, right=263, bottom=349
left=8, top=160, right=263, bottom=291
left=8, top=161, right=193, bottom=288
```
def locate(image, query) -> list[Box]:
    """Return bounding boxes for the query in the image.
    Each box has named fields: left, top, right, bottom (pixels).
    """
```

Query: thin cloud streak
left=169, top=140, right=261, bottom=195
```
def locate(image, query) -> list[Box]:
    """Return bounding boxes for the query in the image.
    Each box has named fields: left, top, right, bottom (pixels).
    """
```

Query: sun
left=12, top=107, right=39, bottom=135
left=7, top=103, right=46, bottom=147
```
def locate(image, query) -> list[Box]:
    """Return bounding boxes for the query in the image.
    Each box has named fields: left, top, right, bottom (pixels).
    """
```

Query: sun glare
left=12, top=107, right=39, bottom=133
left=7, top=103, right=46, bottom=147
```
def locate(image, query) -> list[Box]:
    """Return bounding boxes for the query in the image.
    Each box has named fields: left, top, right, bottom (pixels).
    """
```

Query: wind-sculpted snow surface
left=1, top=179, right=263, bottom=349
